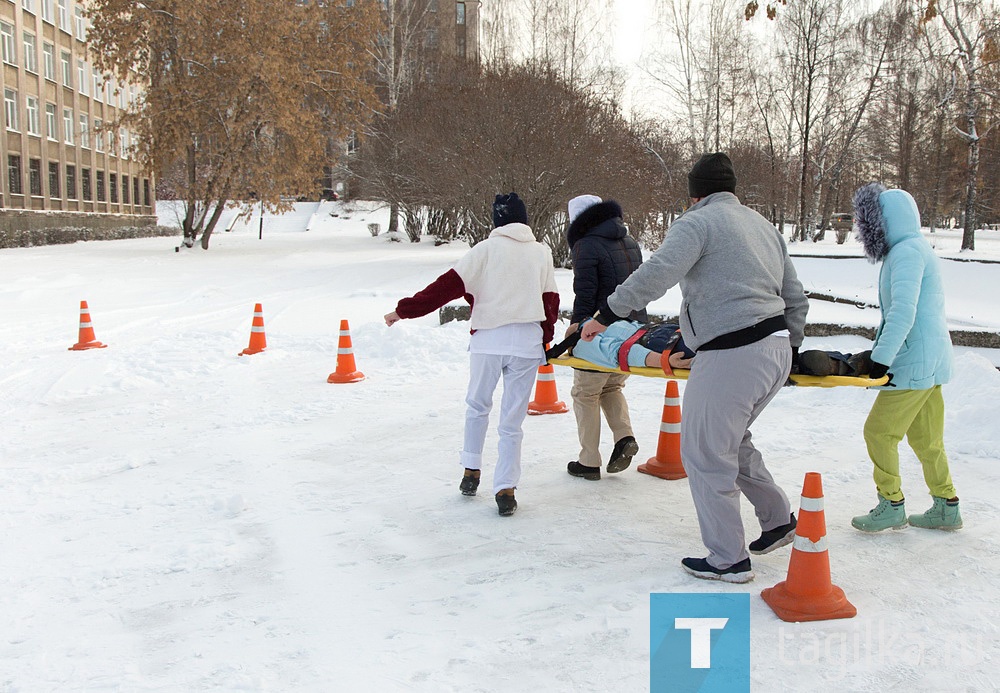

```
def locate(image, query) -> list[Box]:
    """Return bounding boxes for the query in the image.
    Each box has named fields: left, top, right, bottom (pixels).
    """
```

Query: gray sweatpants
left=681, top=334, right=792, bottom=568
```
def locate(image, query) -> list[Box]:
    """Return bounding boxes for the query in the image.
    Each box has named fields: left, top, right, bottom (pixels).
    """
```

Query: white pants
left=460, top=353, right=539, bottom=495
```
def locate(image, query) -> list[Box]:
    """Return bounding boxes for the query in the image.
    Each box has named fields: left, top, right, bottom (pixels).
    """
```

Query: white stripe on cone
left=799, top=496, right=824, bottom=512
left=792, top=535, right=828, bottom=553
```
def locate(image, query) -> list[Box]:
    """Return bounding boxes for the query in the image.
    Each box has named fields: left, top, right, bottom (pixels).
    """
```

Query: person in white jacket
left=385, top=193, right=560, bottom=517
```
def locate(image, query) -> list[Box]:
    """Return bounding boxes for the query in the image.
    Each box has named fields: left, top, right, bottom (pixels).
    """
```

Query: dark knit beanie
left=492, top=192, right=528, bottom=228
left=688, top=152, right=737, bottom=198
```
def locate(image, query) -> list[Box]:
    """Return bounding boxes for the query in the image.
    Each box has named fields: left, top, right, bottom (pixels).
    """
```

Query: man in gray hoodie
left=580, top=152, right=809, bottom=583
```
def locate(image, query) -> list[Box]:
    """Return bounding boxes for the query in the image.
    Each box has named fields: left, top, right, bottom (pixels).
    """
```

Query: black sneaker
left=681, top=556, right=754, bottom=584
left=567, top=460, right=601, bottom=480
left=749, top=513, right=797, bottom=555
left=459, top=469, right=480, bottom=496
left=495, top=490, right=517, bottom=516
left=607, top=436, right=639, bottom=474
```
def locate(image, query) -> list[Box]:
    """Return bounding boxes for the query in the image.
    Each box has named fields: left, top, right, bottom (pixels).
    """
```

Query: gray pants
left=681, top=334, right=792, bottom=568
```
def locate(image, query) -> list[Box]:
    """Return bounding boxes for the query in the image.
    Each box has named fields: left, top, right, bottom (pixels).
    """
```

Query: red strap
left=617, top=328, right=647, bottom=372
left=660, top=348, right=673, bottom=376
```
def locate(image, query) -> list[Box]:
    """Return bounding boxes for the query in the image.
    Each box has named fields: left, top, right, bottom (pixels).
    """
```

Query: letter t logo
left=674, top=618, right=729, bottom=668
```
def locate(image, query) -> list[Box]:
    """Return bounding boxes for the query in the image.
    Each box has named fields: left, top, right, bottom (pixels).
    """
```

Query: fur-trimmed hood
left=567, top=200, right=625, bottom=249
left=853, top=183, right=922, bottom=263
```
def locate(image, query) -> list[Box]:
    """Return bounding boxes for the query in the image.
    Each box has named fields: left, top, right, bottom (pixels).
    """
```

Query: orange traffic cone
left=638, top=379, right=686, bottom=479
left=528, top=347, right=568, bottom=415
left=239, top=303, right=267, bottom=356
left=68, top=300, right=108, bottom=350
left=761, top=472, right=857, bottom=622
left=328, top=319, right=365, bottom=383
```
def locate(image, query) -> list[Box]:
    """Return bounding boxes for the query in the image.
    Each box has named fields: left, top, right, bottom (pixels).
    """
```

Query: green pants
left=863, top=386, right=956, bottom=502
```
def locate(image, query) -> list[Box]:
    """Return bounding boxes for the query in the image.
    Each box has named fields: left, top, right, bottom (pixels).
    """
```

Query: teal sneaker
left=852, top=495, right=907, bottom=532
left=908, top=497, right=963, bottom=530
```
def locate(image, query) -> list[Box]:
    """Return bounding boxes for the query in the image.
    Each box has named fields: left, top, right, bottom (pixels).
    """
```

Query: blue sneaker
left=852, top=495, right=907, bottom=532
left=908, top=497, right=962, bottom=530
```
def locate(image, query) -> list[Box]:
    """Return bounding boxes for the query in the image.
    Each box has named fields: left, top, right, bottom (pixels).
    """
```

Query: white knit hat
left=567, top=194, right=602, bottom=224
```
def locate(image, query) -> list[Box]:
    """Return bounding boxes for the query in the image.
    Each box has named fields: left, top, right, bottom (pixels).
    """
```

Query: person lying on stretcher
left=548, top=319, right=875, bottom=378
left=548, top=320, right=696, bottom=372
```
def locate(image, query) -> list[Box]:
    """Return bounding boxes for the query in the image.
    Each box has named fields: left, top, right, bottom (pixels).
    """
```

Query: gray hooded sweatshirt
left=606, top=192, right=808, bottom=352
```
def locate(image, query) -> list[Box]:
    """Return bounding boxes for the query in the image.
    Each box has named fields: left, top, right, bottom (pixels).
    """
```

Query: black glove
left=868, top=361, right=894, bottom=385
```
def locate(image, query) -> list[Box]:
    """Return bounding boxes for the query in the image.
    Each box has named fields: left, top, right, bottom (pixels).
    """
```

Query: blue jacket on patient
left=572, top=320, right=693, bottom=370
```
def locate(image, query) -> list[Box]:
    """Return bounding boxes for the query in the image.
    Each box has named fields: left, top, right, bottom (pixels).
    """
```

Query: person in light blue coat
left=850, top=183, right=961, bottom=532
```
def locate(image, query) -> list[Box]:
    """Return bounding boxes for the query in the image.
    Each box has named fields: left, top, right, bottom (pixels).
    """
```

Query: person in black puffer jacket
left=564, top=194, right=646, bottom=481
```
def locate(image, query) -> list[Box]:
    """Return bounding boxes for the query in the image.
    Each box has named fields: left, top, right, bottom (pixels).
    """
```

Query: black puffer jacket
left=568, top=200, right=647, bottom=324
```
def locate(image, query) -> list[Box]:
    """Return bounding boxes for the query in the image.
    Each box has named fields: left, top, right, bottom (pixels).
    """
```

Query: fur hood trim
left=567, top=200, right=624, bottom=249
left=853, top=182, right=889, bottom=264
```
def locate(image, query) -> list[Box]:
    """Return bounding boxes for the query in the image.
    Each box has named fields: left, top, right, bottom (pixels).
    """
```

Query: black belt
left=698, top=314, right=788, bottom=352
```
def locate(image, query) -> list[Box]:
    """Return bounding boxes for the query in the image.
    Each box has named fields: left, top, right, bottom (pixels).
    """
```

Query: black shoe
left=749, top=513, right=797, bottom=555
left=681, top=556, right=754, bottom=583
left=607, top=436, right=639, bottom=473
left=848, top=350, right=874, bottom=377
left=567, top=460, right=601, bottom=480
left=495, top=490, right=517, bottom=516
left=459, top=469, right=480, bottom=496
left=798, top=350, right=836, bottom=376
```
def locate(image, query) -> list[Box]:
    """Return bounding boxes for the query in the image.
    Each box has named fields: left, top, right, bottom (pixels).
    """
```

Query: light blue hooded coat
left=852, top=184, right=952, bottom=390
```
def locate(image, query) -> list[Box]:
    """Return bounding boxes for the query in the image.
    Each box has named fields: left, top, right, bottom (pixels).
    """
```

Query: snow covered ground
left=1, top=201, right=998, bottom=691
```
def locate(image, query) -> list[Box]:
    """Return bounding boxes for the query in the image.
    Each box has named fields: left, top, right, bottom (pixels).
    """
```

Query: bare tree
left=86, top=0, right=379, bottom=249
left=921, top=0, right=1000, bottom=249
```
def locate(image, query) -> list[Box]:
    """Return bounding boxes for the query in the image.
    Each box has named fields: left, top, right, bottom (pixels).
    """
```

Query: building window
left=22, top=0, right=35, bottom=14
left=63, top=107, right=73, bottom=144
left=60, top=50, right=71, bottom=87
left=41, top=0, right=53, bottom=23
left=78, top=113, right=89, bottom=148
left=108, top=129, right=116, bottom=156
left=120, top=129, right=128, bottom=158
left=25, top=96, right=40, bottom=135
left=42, top=42, right=54, bottom=80
left=456, top=34, right=466, bottom=57
left=8, top=154, right=22, bottom=195
left=45, top=102, right=57, bottom=140
left=57, top=0, right=70, bottom=33
left=81, top=167, right=91, bottom=200
left=143, top=179, right=150, bottom=206
left=109, top=172, right=117, bottom=202
left=456, top=2, right=465, bottom=25
left=94, top=118, right=103, bottom=151
left=77, top=59, right=88, bottom=95
left=4, top=88, right=18, bottom=131
left=93, top=73, right=102, bottom=101
left=122, top=174, right=130, bottom=204
left=48, top=161, right=59, bottom=198
left=23, top=32, right=36, bottom=73
left=66, top=164, right=76, bottom=199
left=96, top=170, right=105, bottom=201
left=29, top=158, right=42, bottom=196
left=74, top=6, right=86, bottom=40
left=1, top=22, right=16, bottom=65
left=133, top=176, right=139, bottom=206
